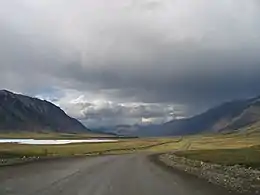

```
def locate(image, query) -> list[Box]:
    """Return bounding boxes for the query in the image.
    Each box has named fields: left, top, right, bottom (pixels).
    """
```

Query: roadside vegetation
left=0, top=132, right=115, bottom=139
left=172, top=132, right=260, bottom=169
left=1, top=130, right=260, bottom=168
left=0, top=135, right=181, bottom=165
left=175, top=146, right=260, bottom=169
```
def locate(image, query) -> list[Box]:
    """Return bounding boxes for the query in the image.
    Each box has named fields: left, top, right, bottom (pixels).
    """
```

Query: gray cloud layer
left=1, top=0, right=260, bottom=126
left=76, top=102, right=178, bottom=128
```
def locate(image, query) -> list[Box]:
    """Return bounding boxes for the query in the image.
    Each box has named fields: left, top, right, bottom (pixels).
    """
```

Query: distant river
left=0, top=139, right=118, bottom=145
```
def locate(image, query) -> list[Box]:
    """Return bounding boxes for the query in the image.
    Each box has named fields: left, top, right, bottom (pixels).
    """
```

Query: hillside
left=0, top=90, right=90, bottom=133
left=104, top=96, right=260, bottom=137
left=163, top=96, right=260, bottom=136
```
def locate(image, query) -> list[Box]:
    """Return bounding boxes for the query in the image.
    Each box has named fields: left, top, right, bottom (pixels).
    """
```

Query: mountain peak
left=0, top=89, right=13, bottom=95
left=0, top=90, right=90, bottom=133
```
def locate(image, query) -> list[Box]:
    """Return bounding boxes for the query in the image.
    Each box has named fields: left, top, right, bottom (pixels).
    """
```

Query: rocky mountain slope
left=0, top=90, right=89, bottom=132
left=104, top=96, right=260, bottom=137
left=163, top=96, right=260, bottom=136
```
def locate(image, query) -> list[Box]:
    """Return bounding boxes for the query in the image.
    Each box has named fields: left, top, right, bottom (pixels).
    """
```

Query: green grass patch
left=0, top=138, right=181, bottom=159
left=2, top=131, right=260, bottom=168
left=175, top=146, right=260, bottom=169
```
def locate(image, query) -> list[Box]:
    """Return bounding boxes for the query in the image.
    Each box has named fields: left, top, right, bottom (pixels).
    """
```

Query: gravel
left=158, top=153, right=260, bottom=195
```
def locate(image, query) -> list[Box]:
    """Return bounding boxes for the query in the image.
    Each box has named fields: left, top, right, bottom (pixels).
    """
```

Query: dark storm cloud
left=1, top=0, right=260, bottom=125
left=59, top=46, right=260, bottom=113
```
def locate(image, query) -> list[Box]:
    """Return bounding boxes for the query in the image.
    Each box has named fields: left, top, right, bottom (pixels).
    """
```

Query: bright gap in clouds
left=40, top=89, right=185, bottom=128
left=1, top=0, right=260, bottom=128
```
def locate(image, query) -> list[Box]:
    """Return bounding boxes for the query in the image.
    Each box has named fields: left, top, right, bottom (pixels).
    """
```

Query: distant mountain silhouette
left=0, top=90, right=90, bottom=132
left=162, top=96, right=260, bottom=135
left=102, top=96, right=260, bottom=137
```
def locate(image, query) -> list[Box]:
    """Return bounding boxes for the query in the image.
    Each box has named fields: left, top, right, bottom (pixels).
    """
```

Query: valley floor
left=1, top=132, right=260, bottom=194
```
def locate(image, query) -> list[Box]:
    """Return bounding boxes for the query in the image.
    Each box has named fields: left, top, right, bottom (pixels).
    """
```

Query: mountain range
left=103, top=96, right=260, bottom=137
left=162, top=96, right=260, bottom=136
left=0, top=90, right=89, bottom=133
left=1, top=89, right=260, bottom=137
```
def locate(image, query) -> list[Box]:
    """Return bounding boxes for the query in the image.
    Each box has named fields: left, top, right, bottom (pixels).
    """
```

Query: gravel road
left=0, top=154, right=239, bottom=195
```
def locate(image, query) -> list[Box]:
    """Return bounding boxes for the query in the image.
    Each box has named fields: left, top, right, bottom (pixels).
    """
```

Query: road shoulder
left=149, top=153, right=259, bottom=195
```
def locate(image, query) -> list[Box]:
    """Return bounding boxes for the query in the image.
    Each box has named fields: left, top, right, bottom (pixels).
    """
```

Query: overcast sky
left=1, top=0, right=260, bottom=128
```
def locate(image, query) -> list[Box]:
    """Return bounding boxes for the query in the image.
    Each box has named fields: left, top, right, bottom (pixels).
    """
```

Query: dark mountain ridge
left=0, top=90, right=89, bottom=132
left=101, top=96, right=260, bottom=137
left=161, top=96, right=260, bottom=136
